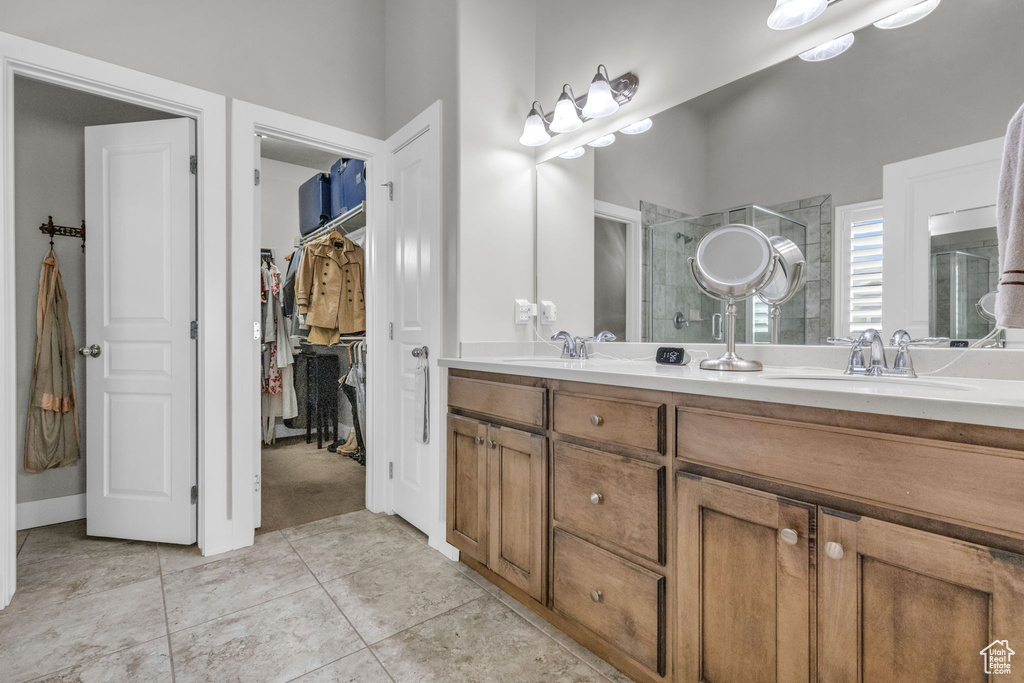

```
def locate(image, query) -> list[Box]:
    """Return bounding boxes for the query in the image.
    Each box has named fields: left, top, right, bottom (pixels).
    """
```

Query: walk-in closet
left=256, top=136, right=370, bottom=534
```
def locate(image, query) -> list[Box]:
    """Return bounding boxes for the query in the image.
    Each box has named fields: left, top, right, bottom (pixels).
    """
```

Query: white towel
left=997, top=102, right=1024, bottom=328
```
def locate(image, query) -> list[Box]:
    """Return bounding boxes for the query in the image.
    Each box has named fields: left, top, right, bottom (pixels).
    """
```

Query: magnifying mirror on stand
left=688, top=224, right=780, bottom=371
left=977, top=291, right=998, bottom=323
left=757, top=236, right=807, bottom=345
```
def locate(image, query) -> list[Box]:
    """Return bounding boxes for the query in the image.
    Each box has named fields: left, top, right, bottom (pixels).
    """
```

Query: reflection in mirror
left=535, top=0, right=1024, bottom=345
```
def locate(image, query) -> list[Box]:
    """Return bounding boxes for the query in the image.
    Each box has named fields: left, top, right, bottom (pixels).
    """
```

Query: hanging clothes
left=296, top=231, right=365, bottom=344
left=24, top=249, right=80, bottom=473
left=261, top=259, right=297, bottom=444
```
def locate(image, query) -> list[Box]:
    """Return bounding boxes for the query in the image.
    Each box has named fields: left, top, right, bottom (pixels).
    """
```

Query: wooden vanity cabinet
left=675, top=474, right=816, bottom=683
left=446, top=416, right=489, bottom=564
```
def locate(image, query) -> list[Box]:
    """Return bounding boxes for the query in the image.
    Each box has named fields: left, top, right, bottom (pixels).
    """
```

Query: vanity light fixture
left=518, top=65, right=639, bottom=146
left=799, top=32, right=855, bottom=61
left=587, top=133, right=616, bottom=148
left=519, top=102, right=552, bottom=147
left=559, top=147, right=586, bottom=160
left=550, top=85, right=584, bottom=134
left=619, top=118, right=653, bottom=135
left=767, top=0, right=828, bottom=30
left=873, top=0, right=940, bottom=30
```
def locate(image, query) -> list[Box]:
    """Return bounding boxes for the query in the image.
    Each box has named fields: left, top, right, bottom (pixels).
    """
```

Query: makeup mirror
left=689, top=224, right=778, bottom=371
left=977, top=291, right=998, bottom=323
left=758, top=236, right=807, bottom=344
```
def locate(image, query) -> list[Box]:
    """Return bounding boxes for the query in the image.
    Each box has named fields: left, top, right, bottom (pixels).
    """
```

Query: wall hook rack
left=39, top=215, right=86, bottom=252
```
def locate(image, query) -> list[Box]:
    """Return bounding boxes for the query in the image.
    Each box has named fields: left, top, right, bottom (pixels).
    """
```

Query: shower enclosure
left=930, top=251, right=992, bottom=339
left=647, top=205, right=807, bottom=344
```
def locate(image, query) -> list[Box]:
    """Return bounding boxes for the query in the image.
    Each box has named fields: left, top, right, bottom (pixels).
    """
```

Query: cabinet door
left=819, top=509, right=1024, bottom=683
left=677, top=474, right=816, bottom=683
left=446, top=416, right=489, bottom=564
left=487, top=425, right=548, bottom=602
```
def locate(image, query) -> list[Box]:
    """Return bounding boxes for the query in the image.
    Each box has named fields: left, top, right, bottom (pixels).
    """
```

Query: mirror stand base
left=700, top=356, right=764, bottom=372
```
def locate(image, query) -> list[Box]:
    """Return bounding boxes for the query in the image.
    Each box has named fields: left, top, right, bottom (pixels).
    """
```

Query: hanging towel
left=25, top=249, right=80, bottom=473
left=997, top=102, right=1024, bottom=328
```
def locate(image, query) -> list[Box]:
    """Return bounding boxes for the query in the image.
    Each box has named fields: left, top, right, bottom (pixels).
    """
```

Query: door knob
left=474, top=436, right=484, bottom=445
left=488, top=439, right=497, bottom=449
left=78, top=344, right=101, bottom=358
left=824, top=541, right=845, bottom=560
left=589, top=492, right=603, bottom=505
left=780, top=528, right=798, bottom=545
left=411, top=345, right=429, bottom=359
left=590, top=590, right=602, bottom=603
left=589, top=414, right=603, bottom=426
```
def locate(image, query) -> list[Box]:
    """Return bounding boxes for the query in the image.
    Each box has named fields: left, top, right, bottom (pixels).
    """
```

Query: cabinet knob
left=589, top=492, right=603, bottom=505
left=824, top=541, right=845, bottom=560
left=590, top=590, right=602, bottom=603
left=780, top=528, right=798, bottom=545
left=474, top=436, right=484, bottom=445
left=488, top=439, right=497, bottom=449
left=589, top=414, right=603, bottom=427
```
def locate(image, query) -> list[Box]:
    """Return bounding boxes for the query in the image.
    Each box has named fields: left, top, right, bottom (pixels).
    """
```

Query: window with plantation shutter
left=835, top=202, right=884, bottom=337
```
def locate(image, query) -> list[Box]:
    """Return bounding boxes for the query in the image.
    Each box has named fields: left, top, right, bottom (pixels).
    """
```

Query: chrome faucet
left=551, top=330, right=616, bottom=359
left=827, top=328, right=948, bottom=378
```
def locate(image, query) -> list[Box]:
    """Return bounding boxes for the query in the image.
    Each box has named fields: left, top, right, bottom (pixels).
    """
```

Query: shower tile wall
left=929, top=228, right=999, bottom=339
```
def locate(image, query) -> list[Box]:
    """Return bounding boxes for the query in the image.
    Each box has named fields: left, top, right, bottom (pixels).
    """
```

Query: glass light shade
left=519, top=109, right=551, bottom=146
left=558, top=147, right=586, bottom=160
left=582, top=76, right=619, bottom=118
left=799, top=32, right=855, bottom=62
left=767, top=0, right=828, bottom=30
left=873, top=0, right=940, bottom=29
left=587, top=133, right=616, bottom=148
left=619, top=118, right=653, bottom=135
left=550, top=92, right=583, bottom=133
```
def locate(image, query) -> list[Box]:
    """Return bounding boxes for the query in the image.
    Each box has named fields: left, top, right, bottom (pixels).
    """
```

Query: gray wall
left=15, top=78, right=173, bottom=504
left=259, top=158, right=325, bottom=264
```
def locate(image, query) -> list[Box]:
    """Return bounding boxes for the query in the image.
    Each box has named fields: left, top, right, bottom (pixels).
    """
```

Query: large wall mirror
left=536, top=0, right=1024, bottom=346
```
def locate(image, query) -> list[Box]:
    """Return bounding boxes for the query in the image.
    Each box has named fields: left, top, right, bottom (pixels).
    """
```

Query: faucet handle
left=827, top=336, right=860, bottom=345
left=890, top=329, right=912, bottom=346
left=581, top=331, right=617, bottom=343
left=906, top=336, right=949, bottom=347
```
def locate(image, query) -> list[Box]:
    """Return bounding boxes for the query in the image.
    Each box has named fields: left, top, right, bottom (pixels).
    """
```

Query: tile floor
left=3, top=510, right=632, bottom=682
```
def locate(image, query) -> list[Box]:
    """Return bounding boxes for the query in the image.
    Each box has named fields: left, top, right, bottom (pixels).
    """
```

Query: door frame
left=594, top=200, right=642, bottom=342
left=0, top=32, right=228, bottom=608
left=229, top=100, right=388, bottom=544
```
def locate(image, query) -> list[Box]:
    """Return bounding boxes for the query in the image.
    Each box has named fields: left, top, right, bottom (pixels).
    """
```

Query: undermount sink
left=761, top=374, right=974, bottom=391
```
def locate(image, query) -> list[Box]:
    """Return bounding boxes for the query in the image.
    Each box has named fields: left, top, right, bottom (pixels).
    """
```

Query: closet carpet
left=258, top=436, right=366, bottom=535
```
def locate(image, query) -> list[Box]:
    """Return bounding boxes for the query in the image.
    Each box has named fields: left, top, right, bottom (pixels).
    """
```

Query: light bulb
left=582, top=70, right=619, bottom=119
left=550, top=91, right=583, bottom=134
left=767, top=0, right=828, bottom=30
left=799, top=32, right=855, bottom=62
left=587, top=134, right=616, bottom=148
left=519, top=106, right=551, bottom=147
left=619, top=118, right=653, bottom=135
left=559, top=147, right=585, bottom=160
left=874, top=0, right=940, bottom=29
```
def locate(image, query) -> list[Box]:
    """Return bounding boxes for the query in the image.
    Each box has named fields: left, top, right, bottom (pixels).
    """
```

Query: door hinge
left=190, top=321, right=199, bottom=340
left=389, top=462, right=394, bottom=479
left=254, top=474, right=260, bottom=493
left=382, top=181, right=393, bottom=201
left=190, top=484, right=198, bottom=505
left=190, top=155, right=198, bottom=175
left=389, top=322, right=394, bottom=340
left=254, top=169, right=260, bottom=186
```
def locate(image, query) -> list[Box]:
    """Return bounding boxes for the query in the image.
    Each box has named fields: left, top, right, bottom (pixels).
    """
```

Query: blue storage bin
left=299, top=173, right=331, bottom=235
left=329, top=158, right=366, bottom=218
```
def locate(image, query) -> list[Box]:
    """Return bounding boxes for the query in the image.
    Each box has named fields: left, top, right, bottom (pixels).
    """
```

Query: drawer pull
left=488, top=439, right=497, bottom=449
left=824, top=541, right=845, bottom=560
left=589, top=492, right=604, bottom=505
left=589, top=414, right=604, bottom=426
left=475, top=436, right=484, bottom=445
left=780, top=528, right=798, bottom=545
left=590, top=589, right=603, bottom=603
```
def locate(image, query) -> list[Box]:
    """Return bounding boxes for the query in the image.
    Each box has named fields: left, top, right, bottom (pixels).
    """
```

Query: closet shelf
left=297, top=202, right=366, bottom=247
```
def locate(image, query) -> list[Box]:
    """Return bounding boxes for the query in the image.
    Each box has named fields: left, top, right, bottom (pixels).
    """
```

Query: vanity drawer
left=552, top=529, right=665, bottom=675
left=677, top=407, right=1024, bottom=538
left=552, top=442, right=665, bottom=564
left=552, top=391, right=665, bottom=454
left=448, top=376, right=546, bottom=428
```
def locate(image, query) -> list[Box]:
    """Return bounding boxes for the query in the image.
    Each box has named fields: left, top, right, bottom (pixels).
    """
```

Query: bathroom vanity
left=441, top=358, right=1024, bottom=683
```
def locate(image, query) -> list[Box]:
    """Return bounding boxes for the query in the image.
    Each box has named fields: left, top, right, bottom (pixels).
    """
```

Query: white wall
left=14, top=78, right=173, bottom=504
left=0, top=0, right=388, bottom=138
left=259, top=158, right=324, bottom=263
left=457, top=0, right=538, bottom=343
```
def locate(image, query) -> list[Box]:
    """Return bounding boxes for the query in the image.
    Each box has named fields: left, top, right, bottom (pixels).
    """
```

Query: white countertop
left=439, top=355, right=1024, bottom=431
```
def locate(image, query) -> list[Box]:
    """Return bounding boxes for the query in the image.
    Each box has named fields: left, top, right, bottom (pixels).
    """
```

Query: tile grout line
left=156, top=546, right=178, bottom=683
left=282, top=533, right=398, bottom=683
left=13, top=635, right=172, bottom=683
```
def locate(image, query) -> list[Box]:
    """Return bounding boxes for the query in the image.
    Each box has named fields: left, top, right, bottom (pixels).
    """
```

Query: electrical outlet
left=540, top=300, right=557, bottom=324
left=514, top=298, right=538, bottom=325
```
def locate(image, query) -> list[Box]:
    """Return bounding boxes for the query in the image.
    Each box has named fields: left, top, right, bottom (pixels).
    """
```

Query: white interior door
left=387, top=110, right=441, bottom=538
left=84, top=118, right=197, bottom=544
left=253, top=134, right=262, bottom=529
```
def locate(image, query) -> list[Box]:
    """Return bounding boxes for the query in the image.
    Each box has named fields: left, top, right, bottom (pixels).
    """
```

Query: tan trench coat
left=296, top=231, right=366, bottom=338
left=24, top=249, right=80, bottom=473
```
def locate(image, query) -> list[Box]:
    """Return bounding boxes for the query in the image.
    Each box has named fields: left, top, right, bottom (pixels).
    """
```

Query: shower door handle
left=712, top=313, right=723, bottom=341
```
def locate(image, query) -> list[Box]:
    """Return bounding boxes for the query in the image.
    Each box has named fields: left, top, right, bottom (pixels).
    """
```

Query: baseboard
left=16, top=493, right=86, bottom=530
